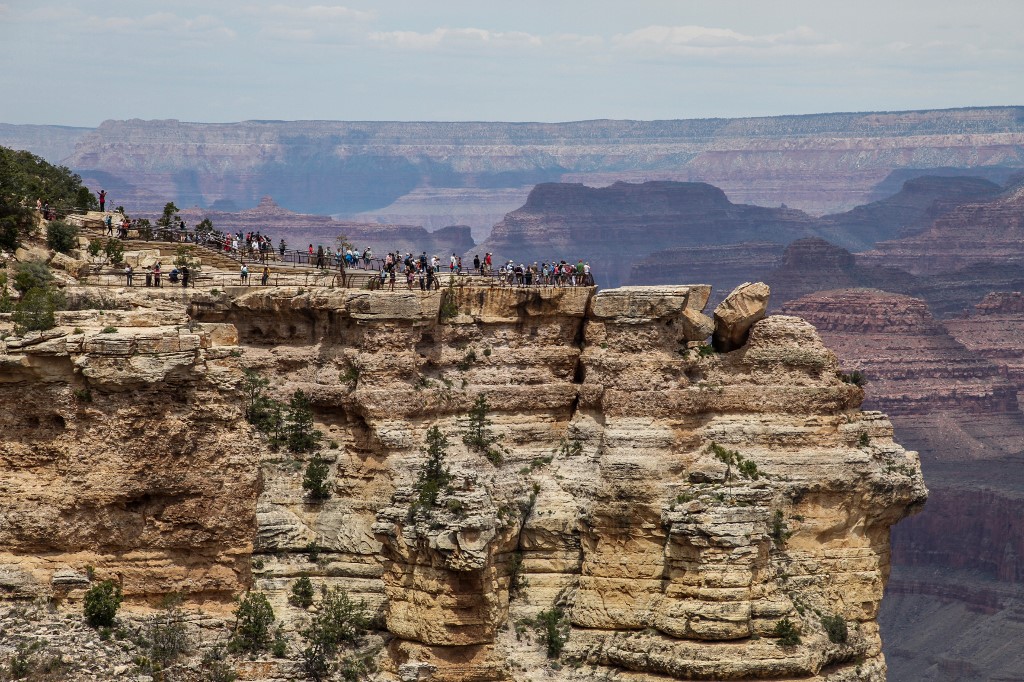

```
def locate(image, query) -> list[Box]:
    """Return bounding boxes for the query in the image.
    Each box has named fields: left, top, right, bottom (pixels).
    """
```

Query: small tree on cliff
left=461, top=395, right=503, bottom=464
left=412, top=426, right=452, bottom=513
left=284, top=389, right=322, bottom=453
left=83, top=580, right=123, bottom=628
left=230, top=592, right=275, bottom=653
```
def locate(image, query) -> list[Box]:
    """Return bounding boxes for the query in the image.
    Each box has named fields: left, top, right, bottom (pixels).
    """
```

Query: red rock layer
left=862, top=186, right=1024, bottom=275
left=944, top=291, right=1024, bottom=411
left=781, top=289, right=1024, bottom=459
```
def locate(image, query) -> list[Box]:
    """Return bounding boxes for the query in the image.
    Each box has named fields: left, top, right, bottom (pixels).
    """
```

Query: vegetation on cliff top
left=0, top=145, right=94, bottom=250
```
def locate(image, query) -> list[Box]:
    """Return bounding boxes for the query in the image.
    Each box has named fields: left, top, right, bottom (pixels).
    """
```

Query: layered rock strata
left=0, top=310, right=257, bottom=601
left=181, top=283, right=925, bottom=681
left=22, top=107, right=1024, bottom=220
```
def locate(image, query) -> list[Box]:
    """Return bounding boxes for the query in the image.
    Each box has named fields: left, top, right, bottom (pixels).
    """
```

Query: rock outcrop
left=861, top=186, right=1024, bottom=276
left=0, top=283, right=926, bottom=680
left=944, top=292, right=1024, bottom=409
left=712, top=282, right=770, bottom=351
left=779, top=288, right=1024, bottom=680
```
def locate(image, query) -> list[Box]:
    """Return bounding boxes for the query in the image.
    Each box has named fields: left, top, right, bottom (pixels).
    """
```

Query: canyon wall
left=0, top=283, right=925, bottom=680
left=4, top=108, right=1022, bottom=232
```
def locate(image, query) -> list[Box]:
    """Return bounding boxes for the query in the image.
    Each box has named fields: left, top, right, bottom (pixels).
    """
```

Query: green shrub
left=773, top=617, right=801, bottom=646
left=858, top=432, right=871, bottom=447
left=738, top=458, right=759, bottom=480
left=9, top=646, right=31, bottom=678
left=438, top=278, right=458, bottom=321
left=508, top=552, right=528, bottom=598
left=104, top=238, right=124, bottom=264
left=694, top=342, right=716, bottom=358
left=822, top=613, right=848, bottom=644
left=462, top=395, right=501, bottom=463
left=0, top=146, right=92, bottom=249
left=271, top=628, right=288, bottom=658
left=527, top=607, right=569, bottom=658
left=100, top=326, right=117, bottom=334
left=305, top=540, right=321, bottom=563
left=290, top=575, right=315, bottom=608
left=136, top=218, right=153, bottom=241
left=12, top=286, right=63, bottom=333
left=83, top=579, right=123, bottom=627
left=148, top=595, right=190, bottom=667
left=710, top=442, right=758, bottom=482
left=456, top=349, right=477, bottom=370
left=87, top=238, right=103, bottom=258
left=769, top=510, right=792, bottom=547
left=13, top=261, right=53, bottom=295
left=241, top=369, right=285, bottom=437
left=230, top=592, right=275, bottom=653
left=303, top=456, right=332, bottom=500
left=200, top=645, right=237, bottom=682
left=555, top=438, right=583, bottom=458
left=46, top=220, right=78, bottom=253
left=838, top=370, right=866, bottom=387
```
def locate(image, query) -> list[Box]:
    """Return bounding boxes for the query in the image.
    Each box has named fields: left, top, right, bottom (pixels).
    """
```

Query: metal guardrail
left=70, top=213, right=597, bottom=289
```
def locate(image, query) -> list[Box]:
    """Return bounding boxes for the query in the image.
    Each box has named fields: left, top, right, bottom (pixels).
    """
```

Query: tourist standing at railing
left=124, top=264, right=133, bottom=286
left=153, top=263, right=161, bottom=288
left=262, top=265, right=270, bottom=286
left=98, top=190, right=106, bottom=212
left=240, top=263, right=249, bottom=284
left=279, top=239, right=286, bottom=258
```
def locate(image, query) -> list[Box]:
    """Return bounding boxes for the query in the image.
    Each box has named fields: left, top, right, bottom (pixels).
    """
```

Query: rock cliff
left=0, top=281, right=925, bottom=680
left=778, top=288, right=1024, bottom=680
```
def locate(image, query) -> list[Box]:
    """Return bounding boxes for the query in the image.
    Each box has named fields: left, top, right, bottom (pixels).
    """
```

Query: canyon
left=0, top=278, right=926, bottom=681
left=2, top=107, right=1023, bottom=237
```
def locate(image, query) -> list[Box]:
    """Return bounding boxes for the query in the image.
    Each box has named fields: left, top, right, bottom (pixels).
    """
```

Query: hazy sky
left=1, top=0, right=1021, bottom=126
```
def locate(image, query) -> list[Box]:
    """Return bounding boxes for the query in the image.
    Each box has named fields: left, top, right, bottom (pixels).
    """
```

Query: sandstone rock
left=48, top=252, right=90, bottom=278
left=712, top=282, right=770, bottom=351
left=0, top=284, right=925, bottom=682
left=50, top=568, right=89, bottom=587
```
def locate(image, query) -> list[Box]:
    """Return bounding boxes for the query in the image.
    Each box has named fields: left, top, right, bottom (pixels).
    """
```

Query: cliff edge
left=0, top=283, right=926, bottom=681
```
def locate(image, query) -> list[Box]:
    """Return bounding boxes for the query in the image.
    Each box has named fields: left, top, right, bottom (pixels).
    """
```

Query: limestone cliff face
left=183, top=284, right=925, bottom=680
left=0, top=308, right=258, bottom=601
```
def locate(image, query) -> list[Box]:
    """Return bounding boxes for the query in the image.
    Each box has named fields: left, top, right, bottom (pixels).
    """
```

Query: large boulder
left=713, top=282, right=770, bottom=351
left=49, top=252, right=90, bottom=278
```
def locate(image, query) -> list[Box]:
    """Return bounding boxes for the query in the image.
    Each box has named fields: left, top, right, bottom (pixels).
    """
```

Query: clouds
left=369, top=27, right=543, bottom=51
left=0, top=1, right=1021, bottom=126
left=612, top=25, right=839, bottom=56
left=83, top=12, right=238, bottom=40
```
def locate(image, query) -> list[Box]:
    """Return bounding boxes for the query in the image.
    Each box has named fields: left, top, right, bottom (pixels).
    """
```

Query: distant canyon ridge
left=2, top=107, right=1023, bottom=242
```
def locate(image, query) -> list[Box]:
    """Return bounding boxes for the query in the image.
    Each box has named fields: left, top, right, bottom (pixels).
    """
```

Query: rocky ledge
left=0, top=283, right=925, bottom=681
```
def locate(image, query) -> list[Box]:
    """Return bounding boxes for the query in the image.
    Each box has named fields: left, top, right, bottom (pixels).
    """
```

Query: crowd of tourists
left=51, top=193, right=597, bottom=289
left=372, top=251, right=594, bottom=290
